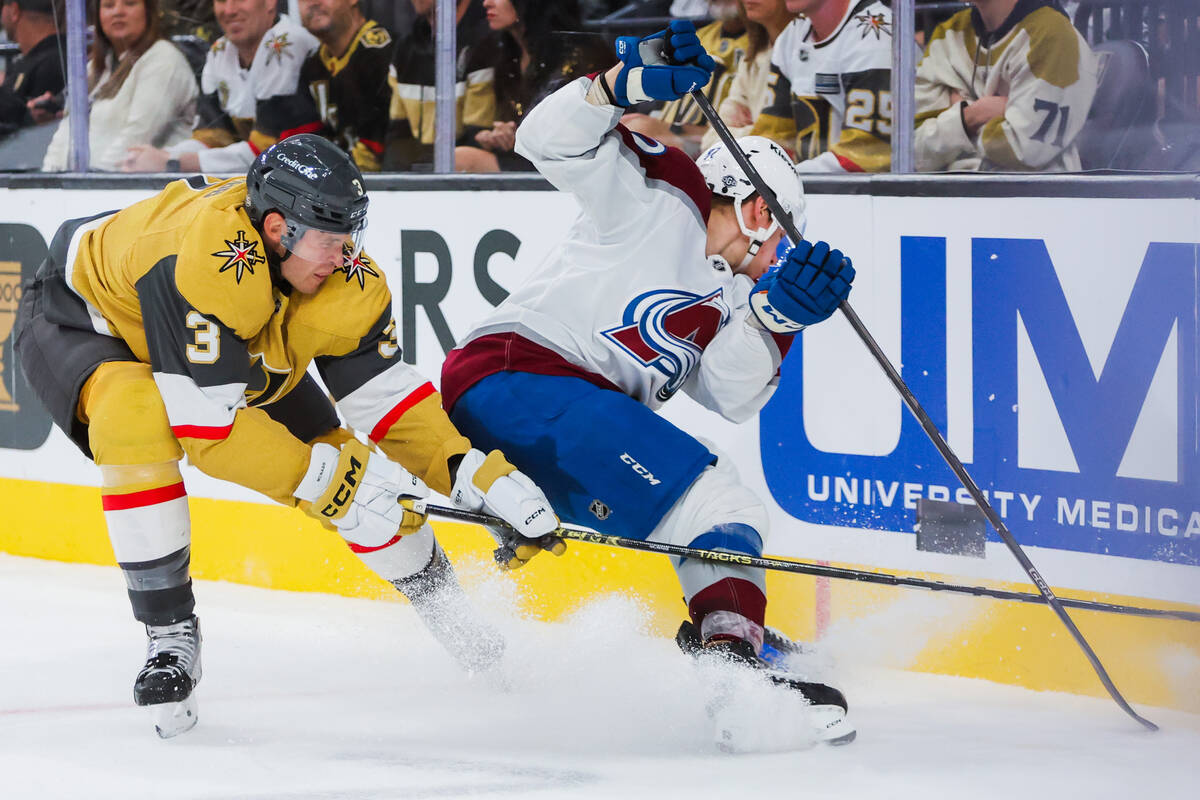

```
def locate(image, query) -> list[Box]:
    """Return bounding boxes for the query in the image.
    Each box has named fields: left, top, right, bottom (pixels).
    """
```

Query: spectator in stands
left=914, top=0, right=1100, bottom=172
left=454, top=0, right=598, bottom=173
left=620, top=0, right=747, bottom=158
left=122, top=0, right=316, bottom=172
left=0, top=0, right=66, bottom=135
left=42, top=0, right=198, bottom=171
left=385, top=0, right=490, bottom=170
left=751, top=0, right=899, bottom=172
left=698, top=0, right=794, bottom=151
left=260, top=0, right=393, bottom=171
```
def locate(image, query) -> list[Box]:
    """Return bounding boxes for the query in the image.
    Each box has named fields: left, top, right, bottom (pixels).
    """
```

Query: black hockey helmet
left=245, top=134, right=369, bottom=260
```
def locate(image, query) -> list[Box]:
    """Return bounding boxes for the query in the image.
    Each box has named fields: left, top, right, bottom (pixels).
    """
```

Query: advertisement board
left=1, top=185, right=1196, bottom=605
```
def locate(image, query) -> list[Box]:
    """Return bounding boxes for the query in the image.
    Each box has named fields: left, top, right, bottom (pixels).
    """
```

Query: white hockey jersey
left=168, top=15, right=318, bottom=172
left=752, top=0, right=901, bottom=172
left=441, top=77, right=791, bottom=425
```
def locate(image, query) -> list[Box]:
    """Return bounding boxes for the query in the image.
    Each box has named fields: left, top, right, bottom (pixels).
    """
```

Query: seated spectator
left=123, top=0, right=317, bottom=172
left=698, top=0, right=794, bottom=151
left=261, top=0, right=393, bottom=171
left=455, top=0, right=599, bottom=173
left=42, top=0, right=198, bottom=171
left=915, top=0, right=1100, bottom=172
left=751, top=0, right=899, bottom=172
left=385, top=0, right=490, bottom=171
left=621, top=0, right=748, bottom=158
left=0, top=0, right=66, bottom=136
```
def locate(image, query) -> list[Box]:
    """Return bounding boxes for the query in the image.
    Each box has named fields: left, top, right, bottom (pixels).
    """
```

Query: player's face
left=99, top=0, right=147, bottom=54
left=483, top=0, right=518, bottom=31
left=214, top=0, right=276, bottom=50
left=280, top=229, right=349, bottom=294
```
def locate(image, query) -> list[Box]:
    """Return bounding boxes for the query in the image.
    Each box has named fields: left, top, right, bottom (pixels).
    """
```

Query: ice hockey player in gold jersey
left=13, top=134, right=562, bottom=738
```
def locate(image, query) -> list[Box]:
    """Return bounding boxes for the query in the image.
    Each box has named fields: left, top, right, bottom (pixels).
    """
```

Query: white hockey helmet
left=696, top=136, right=807, bottom=263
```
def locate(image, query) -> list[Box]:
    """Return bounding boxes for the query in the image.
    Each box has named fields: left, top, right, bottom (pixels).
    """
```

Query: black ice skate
left=134, top=615, right=202, bottom=739
left=677, top=620, right=856, bottom=750
left=391, top=547, right=505, bottom=674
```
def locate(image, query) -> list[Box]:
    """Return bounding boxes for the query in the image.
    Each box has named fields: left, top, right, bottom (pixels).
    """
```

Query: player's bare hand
left=122, top=144, right=170, bottom=172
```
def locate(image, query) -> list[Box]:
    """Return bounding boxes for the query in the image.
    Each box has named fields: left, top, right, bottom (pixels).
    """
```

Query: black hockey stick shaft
left=422, top=502, right=1200, bottom=623
left=689, top=89, right=1158, bottom=731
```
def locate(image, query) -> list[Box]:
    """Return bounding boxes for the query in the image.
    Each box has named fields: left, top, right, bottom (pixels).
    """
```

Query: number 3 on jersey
left=186, top=310, right=220, bottom=364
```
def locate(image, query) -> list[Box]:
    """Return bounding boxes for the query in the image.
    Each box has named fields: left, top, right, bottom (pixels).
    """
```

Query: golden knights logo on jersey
left=263, top=32, right=296, bottom=66
left=334, top=249, right=380, bottom=290
left=246, top=353, right=293, bottom=406
left=855, top=12, right=891, bottom=39
left=212, top=230, right=265, bottom=283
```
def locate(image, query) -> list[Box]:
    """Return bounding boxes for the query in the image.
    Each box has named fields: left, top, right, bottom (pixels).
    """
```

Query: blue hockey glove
left=612, top=20, right=716, bottom=106
left=749, top=240, right=855, bottom=333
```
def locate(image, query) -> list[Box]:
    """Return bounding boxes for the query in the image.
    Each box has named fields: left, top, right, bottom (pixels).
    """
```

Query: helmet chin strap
left=736, top=198, right=780, bottom=271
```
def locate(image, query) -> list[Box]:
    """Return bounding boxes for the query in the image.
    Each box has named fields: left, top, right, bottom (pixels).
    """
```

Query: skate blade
left=710, top=693, right=856, bottom=753
left=149, top=695, right=198, bottom=739
left=809, top=705, right=857, bottom=746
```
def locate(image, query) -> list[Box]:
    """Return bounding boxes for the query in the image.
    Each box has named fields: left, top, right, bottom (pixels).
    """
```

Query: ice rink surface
left=1, top=553, right=1196, bottom=800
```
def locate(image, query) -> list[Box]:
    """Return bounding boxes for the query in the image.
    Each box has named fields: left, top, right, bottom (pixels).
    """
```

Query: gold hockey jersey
left=914, top=0, right=1100, bottom=171
left=54, top=177, right=468, bottom=503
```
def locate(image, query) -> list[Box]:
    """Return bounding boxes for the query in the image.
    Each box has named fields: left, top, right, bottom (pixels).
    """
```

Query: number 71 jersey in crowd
left=442, top=78, right=791, bottom=426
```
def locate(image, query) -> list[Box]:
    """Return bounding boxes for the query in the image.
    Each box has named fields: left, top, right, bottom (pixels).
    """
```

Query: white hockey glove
left=451, top=448, right=564, bottom=570
left=295, top=440, right=430, bottom=547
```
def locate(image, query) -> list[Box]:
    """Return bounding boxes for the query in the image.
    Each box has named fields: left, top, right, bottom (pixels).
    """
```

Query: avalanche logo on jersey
left=212, top=230, right=265, bottom=283
left=602, top=288, right=730, bottom=402
left=334, top=249, right=379, bottom=289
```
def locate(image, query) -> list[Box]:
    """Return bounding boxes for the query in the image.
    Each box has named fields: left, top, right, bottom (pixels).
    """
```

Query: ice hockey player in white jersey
left=441, top=20, right=857, bottom=746
left=752, top=0, right=899, bottom=172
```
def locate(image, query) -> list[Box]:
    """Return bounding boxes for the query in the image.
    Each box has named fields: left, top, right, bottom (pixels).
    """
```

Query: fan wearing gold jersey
left=14, top=134, right=562, bottom=739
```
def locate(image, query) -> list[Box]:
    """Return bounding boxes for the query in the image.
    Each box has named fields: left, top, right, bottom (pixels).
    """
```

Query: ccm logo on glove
left=320, top=455, right=363, bottom=518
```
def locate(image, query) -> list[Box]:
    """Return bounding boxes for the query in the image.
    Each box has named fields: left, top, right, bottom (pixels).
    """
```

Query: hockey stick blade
left=687, top=89, right=1158, bottom=731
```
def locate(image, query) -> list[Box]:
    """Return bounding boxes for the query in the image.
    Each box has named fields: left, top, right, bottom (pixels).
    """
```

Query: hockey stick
left=688, top=89, right=1158, bottom=731
left=421, top=502, right=1200, bottom=623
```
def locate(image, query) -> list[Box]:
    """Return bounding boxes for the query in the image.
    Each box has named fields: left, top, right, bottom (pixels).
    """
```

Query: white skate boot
left=133, top=615, right=202, bottom=738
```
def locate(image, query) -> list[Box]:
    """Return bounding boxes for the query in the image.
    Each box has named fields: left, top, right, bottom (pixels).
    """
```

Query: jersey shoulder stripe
left=613, top=124, right=711, bottom=223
